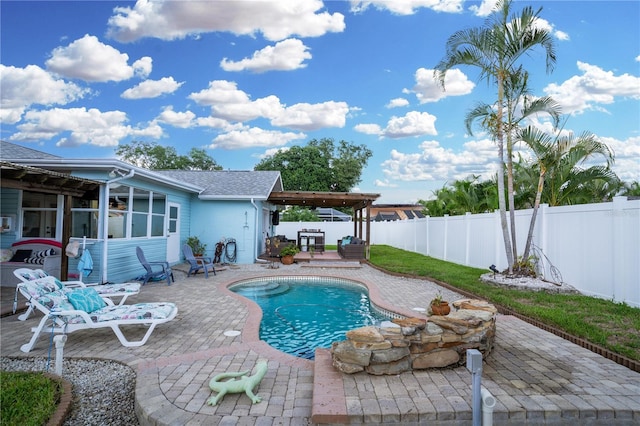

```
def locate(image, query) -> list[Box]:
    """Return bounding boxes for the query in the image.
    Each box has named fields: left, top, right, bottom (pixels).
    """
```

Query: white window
left=108, top=184, right=166, bottom=239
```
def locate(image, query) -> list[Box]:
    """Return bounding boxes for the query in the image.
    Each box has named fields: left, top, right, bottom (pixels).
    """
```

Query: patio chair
left=182, top=244, right=216, bottom=278
left=13, top=267, right=141, bottom=321
left=136, top=246, right=174, bottom=285
left=16, top=276, right=177, bottom=352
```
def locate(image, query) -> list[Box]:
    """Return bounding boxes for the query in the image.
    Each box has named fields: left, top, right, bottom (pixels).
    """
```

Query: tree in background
left=281, top=206, right=320, bottom=222
left=254, top=138, right=372, bottom=192
left=116, top=141, right=223, bottom=170
left=419, top=175, right=498, bottom=216
left=621, top=181, right=640, bottom=197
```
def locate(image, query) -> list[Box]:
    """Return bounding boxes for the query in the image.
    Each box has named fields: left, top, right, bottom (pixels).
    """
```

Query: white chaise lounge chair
left=13, top=268, right=141, bottom=321
left=17, top=276, right=177, bottom=353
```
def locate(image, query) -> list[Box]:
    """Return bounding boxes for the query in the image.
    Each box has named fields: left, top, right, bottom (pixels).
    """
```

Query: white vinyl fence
left=275, top=197, right=639, bottom=308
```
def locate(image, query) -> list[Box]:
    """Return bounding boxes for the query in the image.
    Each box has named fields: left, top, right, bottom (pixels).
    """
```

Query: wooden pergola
left=267, top=191, right=380, bottom=259
left=0, top=161, right=101, bottom=279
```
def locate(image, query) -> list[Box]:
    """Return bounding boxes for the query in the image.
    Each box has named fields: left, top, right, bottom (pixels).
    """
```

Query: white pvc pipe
left=481, top=387, right=496, bottom=426
left=53, top=335, right=67, bottom=376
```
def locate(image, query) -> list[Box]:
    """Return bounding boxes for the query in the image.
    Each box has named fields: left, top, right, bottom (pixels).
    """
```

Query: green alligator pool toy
left=206, top=359, right=268, bottom=406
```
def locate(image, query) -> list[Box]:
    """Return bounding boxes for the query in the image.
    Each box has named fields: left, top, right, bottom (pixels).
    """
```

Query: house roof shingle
left=0, top=140, right=61, bottom=160
left=156, top=170, right=283, bottom=199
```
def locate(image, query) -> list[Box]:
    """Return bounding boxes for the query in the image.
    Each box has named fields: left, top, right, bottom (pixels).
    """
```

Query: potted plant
left=186, top=236, right=207, bottom=256
left=429, top=291, right=450, bottom=316
left=279, top=244, right=300, bottom=265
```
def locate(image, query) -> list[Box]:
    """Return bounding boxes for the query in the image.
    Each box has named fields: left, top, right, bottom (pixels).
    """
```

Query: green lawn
left=0, top=371, right=61, bottom=426
left=369, top=245, right=640, bottom=362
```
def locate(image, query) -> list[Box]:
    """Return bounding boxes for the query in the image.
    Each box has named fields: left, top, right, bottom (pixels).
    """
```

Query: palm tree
left=518, top=126, right=618, bottom=263
left=419, top=176, right=499, bottom=217
left=435, top=0, right=556, bottom=273
left=620, top=181, right=640, bottom=197
left=465, top=68, right=561, bottom=264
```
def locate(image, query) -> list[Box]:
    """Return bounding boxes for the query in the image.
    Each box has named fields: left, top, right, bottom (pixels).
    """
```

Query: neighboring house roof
left=374, top=212, right=401, bottom=221
left=156, top=170, right=283, bottom=200
left=316, top=207, right=352, bottom=222
left=370, top=203, right=425, bottom=221
left=0, top=140, right=61, bottom=160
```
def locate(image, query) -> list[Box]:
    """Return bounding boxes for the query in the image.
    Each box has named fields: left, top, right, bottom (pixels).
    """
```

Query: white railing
left=274, top=197, right=639, bottom=307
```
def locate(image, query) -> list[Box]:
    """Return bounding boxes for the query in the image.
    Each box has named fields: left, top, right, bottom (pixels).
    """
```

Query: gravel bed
left=1, top=357, right=138, bottom=426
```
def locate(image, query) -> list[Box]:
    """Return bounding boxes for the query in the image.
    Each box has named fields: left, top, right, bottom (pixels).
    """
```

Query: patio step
left=301, top=261, right=362, bottom=269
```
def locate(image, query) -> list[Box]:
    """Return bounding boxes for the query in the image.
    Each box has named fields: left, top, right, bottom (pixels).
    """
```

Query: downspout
left=102, top=170, right=135, bottom=282
left=251, top=198, right=268, bottom=263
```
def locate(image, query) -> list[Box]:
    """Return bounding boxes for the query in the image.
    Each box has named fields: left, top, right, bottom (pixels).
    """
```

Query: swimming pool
left=230, top=277, right=391, bottom=359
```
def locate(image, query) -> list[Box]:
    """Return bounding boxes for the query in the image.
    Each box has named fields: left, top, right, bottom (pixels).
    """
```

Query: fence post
left=612, top=196, right=625, bottom=302
left=443, top=214, right=449, bottom=261
left=465, top=212, right=471, bottom=266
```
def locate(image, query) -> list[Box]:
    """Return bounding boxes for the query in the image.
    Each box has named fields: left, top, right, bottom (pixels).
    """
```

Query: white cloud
left=194, top=116, right=234, bottom=129
left=600, top=135, right=640, bottom=183
left=209, top=127, right=306, bottom=150
left=544, top=61, right=640, bottom=115
left=386, top=98, right=409, bottom=108
left=373, top=179, right=398, bottom=188
left=636, top=55, right=640, bottom=62
left=189, top=80, right=348, bottom=130
left=8, top=107, right=162, bottom=147
left=107, top=0, right=345, bottom=42
left=356, top=111, right=437, bottom=138
left=469, top=0, right=497, bottom=17
left=410, top=68, right=474, bottom=103
left=534, top=18, right=570, bottom=41
left=354, top=123, right=382, bottom=135
left=220, top=39, right=312, bottom=73
left=189, top=80, right=251, bottom=105
left=271, top=101, right=349, bottom=130
left=255, top=146, right=291, bottom=160
left=45, top=34, right=152, bottom=82
left=381, top=138, right=497, bottom=182
left=121, top=77, right=184, bottom=99
left=133, top=57, right=153, bottom=78
left=383, top=111, right=438, bottom=138
left=0, top=64, right=88, bottom=124
left=350, top=0, right=463, bottom=15
left=188, top=80, right=282, bottom=122
left=156, top=106, right=195, bottom=128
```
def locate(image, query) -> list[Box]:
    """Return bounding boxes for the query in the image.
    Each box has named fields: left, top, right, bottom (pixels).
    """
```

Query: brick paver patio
left=1, top=261, right=639, bottom=425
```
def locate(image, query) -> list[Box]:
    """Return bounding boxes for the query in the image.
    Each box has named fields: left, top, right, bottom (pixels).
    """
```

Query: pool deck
left=1, top=261, right=639, bottom=425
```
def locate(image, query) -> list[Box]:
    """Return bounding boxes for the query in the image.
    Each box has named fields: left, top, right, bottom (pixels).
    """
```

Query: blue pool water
left=230, top=277, right=389, bottom=359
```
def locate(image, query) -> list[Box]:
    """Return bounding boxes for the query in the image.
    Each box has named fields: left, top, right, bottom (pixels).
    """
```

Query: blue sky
left=1, top=0, right=639, bottom=204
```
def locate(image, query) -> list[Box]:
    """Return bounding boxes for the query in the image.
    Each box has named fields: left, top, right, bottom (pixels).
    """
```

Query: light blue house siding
left=1, top=141, right=282, bottom=284
left=70, top=174, right=198, bottom=284
left=189, top=199, right=269, bottom=265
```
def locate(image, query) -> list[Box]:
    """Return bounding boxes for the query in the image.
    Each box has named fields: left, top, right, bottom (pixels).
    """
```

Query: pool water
left=231, top=278, right=388, bottom=360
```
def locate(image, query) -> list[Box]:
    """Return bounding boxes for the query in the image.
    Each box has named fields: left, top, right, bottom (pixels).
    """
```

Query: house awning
left=0, top=161, right=101, bottom=197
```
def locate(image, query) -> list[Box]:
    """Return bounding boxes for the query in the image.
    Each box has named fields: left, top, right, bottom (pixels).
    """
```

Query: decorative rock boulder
left=331, top=299, right=497, bottom=375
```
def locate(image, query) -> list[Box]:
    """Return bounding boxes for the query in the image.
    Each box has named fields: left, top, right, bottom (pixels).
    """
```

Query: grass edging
left=44, top=372, right=73, bottom=426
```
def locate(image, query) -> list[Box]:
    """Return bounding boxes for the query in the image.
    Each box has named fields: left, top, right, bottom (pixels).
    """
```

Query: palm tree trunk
left=522, top=168, right=545, bottom=262
left=507, top=135, right=518, bottom=265
left=496, top=74, right=514, bottom=273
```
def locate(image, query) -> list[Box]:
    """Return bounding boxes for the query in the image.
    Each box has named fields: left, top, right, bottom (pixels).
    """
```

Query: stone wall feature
left=331, top=299, right=496, bottom=375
